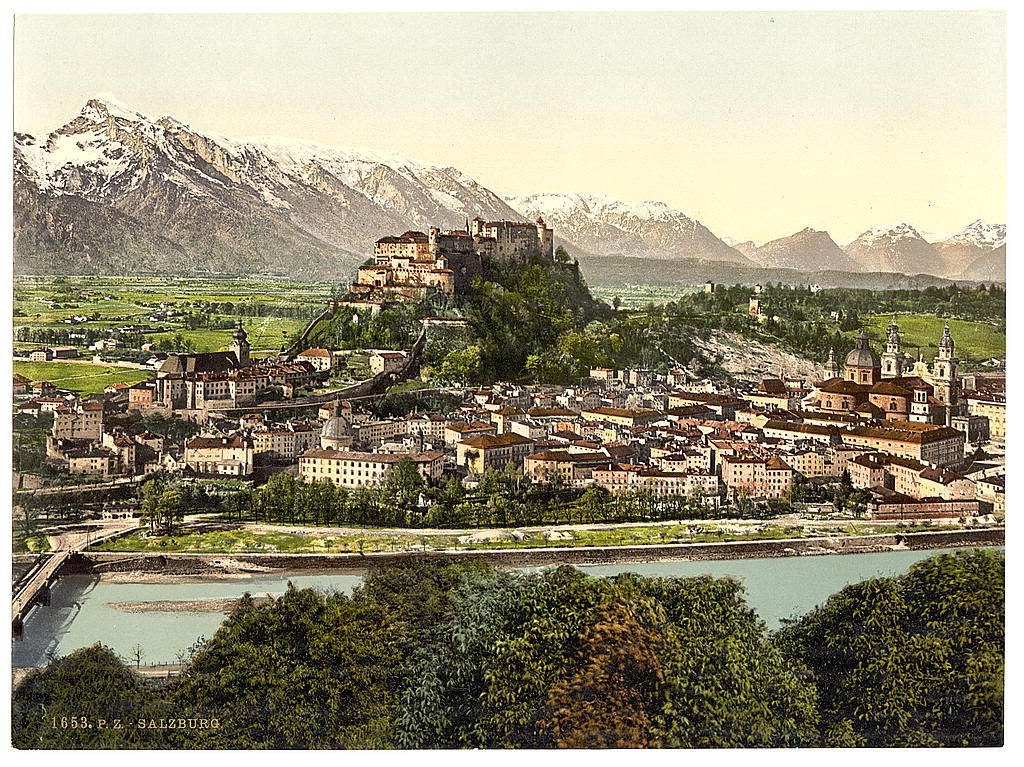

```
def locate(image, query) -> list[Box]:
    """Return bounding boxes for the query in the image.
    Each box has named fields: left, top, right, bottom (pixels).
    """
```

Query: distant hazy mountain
left=745, top=227, right=864, bottom=272
left=841, top=223, right=941, bottom=276
left=580, top=256, right=977, bottom=292
left=924, top=220, right=1006, bottom=281
left=504, top=192, right=754, bottom=265
left=722, top=236, right=759, bottom=260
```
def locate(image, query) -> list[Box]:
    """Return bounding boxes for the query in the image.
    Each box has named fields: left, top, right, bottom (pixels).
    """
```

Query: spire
left=940, top=322, right=953, bottom=347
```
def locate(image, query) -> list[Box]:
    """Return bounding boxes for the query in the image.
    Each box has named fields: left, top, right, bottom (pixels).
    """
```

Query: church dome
left=320, top=415, right=350, bottom=444
left=844, top=331, right=880, bottom=369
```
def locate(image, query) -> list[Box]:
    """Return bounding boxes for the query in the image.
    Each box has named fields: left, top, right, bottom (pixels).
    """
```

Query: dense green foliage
left=13, top=551, right=1003, bottom=749
left=775, top=548, right=1004, bottom=747
left=168, top=586, right=405, bottom=748
left=216, top=469, right=750, bottom=530
left=396, top=566, right=818, bottom=748
left=12, top=645, right=168, bottom=749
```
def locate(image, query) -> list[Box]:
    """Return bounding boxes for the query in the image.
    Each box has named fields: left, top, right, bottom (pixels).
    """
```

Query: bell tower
left=230, top=322, right=250, bottom=368
left=880, top=317, right=906, bottom=379
left=931, top=323, right=958, bottom=413
left=824, top=348, right=839, bottom=378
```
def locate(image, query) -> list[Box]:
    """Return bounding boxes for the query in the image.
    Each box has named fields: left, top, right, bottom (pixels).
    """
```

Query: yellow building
left=966, top=397, right=1005, bottom=440
left=456, top=432, right=535, bottom=474
left=298, top=449, right=444, bottom=488
left=580, top=407, right=660, bottom=427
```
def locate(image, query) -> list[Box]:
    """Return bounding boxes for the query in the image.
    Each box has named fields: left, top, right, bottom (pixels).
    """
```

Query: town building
left=719, top=454, right=794, bottom=499
left=296, top=348, right=335, bottom=372
left=184, top=434, right=255, bottom=477
left=456, top=432, right=536, bottom=474
left=298, top=449, right=444, bottom=488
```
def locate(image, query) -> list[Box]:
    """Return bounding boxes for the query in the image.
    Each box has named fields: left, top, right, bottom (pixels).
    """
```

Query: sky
left=13, top=11, right=1006, bottom=244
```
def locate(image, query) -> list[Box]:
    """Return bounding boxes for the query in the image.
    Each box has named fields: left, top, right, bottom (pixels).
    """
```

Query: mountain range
left=13, top=96, right=1005, bottom=283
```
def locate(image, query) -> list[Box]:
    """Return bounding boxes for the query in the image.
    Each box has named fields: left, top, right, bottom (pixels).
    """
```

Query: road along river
left=12, top=544, right=1002, bottom=669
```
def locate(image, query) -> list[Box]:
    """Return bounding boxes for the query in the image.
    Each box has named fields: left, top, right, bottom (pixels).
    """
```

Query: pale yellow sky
left=13, top=11, right=1006, bottom=244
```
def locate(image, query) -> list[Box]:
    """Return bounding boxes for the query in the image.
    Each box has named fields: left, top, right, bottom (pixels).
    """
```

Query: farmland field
left=590, top=284, right=703, bottom=308
left=13, top=361, right=154, bottom=394
left=13, top=275, right=332, bottom=356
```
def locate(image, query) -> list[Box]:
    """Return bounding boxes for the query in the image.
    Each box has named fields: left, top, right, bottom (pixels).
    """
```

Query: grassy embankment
left=90, top=521, right=974, bottom=555
left=13, top=534, right=51, bottom=554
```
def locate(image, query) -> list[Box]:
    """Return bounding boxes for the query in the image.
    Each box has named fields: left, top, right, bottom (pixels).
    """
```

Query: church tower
left=931, top=323, right=958, bottom=413
left=824, top=348, right=839, bottom=378
left=880, top=317, right=906, bottom=378
left=230, top=322, right=250, bottom=368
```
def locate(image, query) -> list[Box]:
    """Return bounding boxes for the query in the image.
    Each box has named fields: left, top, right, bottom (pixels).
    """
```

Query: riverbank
left=69, top=527, right=1004, bottom=580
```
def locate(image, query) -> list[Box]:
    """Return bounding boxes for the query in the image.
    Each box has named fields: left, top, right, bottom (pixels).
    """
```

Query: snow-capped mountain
left=925, top=220, right=1006, bottom=281
left=12, top=96, right=1005, bottom=282
left=14, top=96, right=522, bottom=277
left=839, top=220, right=1006, bottom=279
left=746, top=227, right=863, bottom=272
left=922, top=219, right=1005, bottom=248
left=841, top=223, right=940, bottom=275
left=504, top=192, right=753, bottom=265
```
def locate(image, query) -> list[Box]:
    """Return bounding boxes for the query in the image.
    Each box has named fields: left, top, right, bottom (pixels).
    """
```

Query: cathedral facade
left=809, top=320, right=959, bottom=425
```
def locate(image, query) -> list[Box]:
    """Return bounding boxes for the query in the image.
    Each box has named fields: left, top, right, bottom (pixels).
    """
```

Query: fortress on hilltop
left=351, top=216, right=554, bottom=301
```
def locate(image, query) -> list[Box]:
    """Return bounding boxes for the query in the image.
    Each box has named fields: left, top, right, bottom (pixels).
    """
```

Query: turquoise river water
left=12, top=546, right=1000, bottom=668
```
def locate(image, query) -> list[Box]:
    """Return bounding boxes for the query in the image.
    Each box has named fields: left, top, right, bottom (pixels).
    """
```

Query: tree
left=138, top=479, right=185, bottom=534
left=382, top=458, right=425, bottom=512
left=775, top=549, right=1004, bottom=747
left=537, top=596, right=665, bottom=748
left=170, top=584, right=406, bottom=748
left=12, top=645, right=166, bottom=748
left=432, top=345, right=482, bottom=385
left=129, top=644, right=145, bottom=668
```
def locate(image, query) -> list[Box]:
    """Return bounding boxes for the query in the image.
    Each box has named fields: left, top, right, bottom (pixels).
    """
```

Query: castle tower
left=536, top=216, right=553, bottom=260
left=230, top=322, right=250, bottom=367
left=824, top=348, right=839, bottom=378
left=931, top=323, right=959, bottom=413
left=880, top=316, right=906, bottom=379
left=428, top=226, right=439, bottom=256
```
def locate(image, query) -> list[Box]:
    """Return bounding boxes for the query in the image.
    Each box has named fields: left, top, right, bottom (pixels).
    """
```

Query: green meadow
left=859, top=314, right=1005, bottom=366
left=14, top=361, right=154, bottom=394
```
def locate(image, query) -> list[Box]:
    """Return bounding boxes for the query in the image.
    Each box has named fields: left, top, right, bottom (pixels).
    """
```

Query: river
left=12, top=546, right=1000, bottom=668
